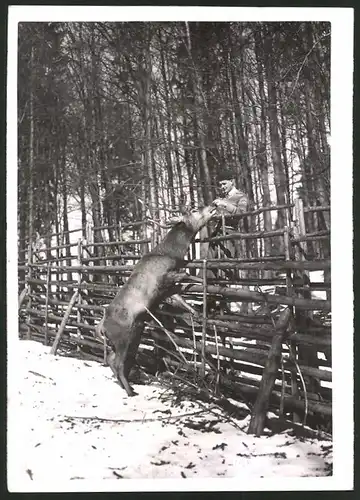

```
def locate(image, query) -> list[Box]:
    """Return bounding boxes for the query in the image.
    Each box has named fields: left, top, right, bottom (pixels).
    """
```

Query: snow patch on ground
left=8, top=340, right=333, bottom=492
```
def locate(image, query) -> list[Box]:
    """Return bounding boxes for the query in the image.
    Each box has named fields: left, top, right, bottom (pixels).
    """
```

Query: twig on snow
left=62, top=407, right=214, bottom=424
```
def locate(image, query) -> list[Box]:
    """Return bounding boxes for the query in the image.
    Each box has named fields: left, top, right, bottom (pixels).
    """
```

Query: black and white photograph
left=7, top=6, right=353, bottom=493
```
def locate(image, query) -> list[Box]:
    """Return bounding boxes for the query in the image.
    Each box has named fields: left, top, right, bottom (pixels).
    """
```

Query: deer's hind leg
left=107, top=347, right=136, bottom=397
left=104, top=317, right=136, bottom=397
left=123, top=320, right=145, bottom=381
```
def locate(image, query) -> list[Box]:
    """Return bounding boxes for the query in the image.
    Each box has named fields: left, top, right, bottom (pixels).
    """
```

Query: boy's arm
left=213, top=190, right=248, bottom=215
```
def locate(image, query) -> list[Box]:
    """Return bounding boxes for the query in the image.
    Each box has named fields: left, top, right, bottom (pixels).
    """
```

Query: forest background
left=17, top=21, right=331, bottom=251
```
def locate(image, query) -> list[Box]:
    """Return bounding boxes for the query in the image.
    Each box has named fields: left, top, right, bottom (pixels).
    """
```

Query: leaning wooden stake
left=18, top=287, right=28, bottom=309
left=248, top=307, right=291, bottom=436
left=50, top=290, right=79, bottom=355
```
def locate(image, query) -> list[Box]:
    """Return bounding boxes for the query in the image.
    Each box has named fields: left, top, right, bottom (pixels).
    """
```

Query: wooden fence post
left=26, top=241, right=33, bottom=340
left=294, top=198, right=320, bottom=395
left=44, top=262, right=51, bottom=345
left=76, top=239, right=83, bottom=352
left=200, top=259, right=208, bottom=378
left=283, top=225, right=301, bottom=423
left=248, top=307, right=291, bottom=436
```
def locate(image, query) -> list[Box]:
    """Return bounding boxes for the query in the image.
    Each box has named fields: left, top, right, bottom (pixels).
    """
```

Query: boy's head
left=218, top=171, right=236, bottom=195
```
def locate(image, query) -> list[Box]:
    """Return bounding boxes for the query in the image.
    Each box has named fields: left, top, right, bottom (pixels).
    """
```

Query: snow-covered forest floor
left=8, top=340, right=333, bottom=491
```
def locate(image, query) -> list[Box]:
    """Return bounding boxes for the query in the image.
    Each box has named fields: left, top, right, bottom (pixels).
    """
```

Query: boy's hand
left=212, top=198, right=228, bottom=209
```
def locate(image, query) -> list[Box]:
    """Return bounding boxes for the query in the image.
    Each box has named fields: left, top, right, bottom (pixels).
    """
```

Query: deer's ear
left=167, top=215, right=183, bottom=226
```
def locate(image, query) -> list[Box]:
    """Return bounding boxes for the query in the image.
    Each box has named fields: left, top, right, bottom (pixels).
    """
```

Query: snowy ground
left=7, top=340, right=334, bottom=492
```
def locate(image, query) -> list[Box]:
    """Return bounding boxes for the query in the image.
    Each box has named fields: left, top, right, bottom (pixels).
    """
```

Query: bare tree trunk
left=25, top=45, right=35, bottom=339
left=182, top=113, right=196, bottom=208
left=61, top=165, right=73, bottom=284
left=185, top=22, right=212, bottom=205
left=79, top=180, right=87, bottom=239
left=173, top=121, right=184, bottom=197
left=254, top=40, right=271, bottom=203
left=143, top=35, right=159, bottom=223
left=254, top=35, right=273, bottom=270
left=155, top=92, right=176, bottom=211
left=264, top=31, right=287, bottom=231
left=158, top=30, right=177, bottom=210
left=278, top=85, right=291, bottom=212
left=28, top=45, right=35, bottom=252
left=304, top=25, right=330, bottom=217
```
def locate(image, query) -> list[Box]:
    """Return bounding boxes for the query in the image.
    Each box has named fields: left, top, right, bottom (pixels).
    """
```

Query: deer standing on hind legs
left=95, top=203, right=219, bottom=396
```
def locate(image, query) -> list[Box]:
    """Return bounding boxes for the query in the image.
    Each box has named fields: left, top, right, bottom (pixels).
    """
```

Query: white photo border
left=7, top=6, right=354, bottom=493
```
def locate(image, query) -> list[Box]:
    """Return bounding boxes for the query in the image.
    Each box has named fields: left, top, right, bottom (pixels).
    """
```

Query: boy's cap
left=218, top=170, right=236, bottom=182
